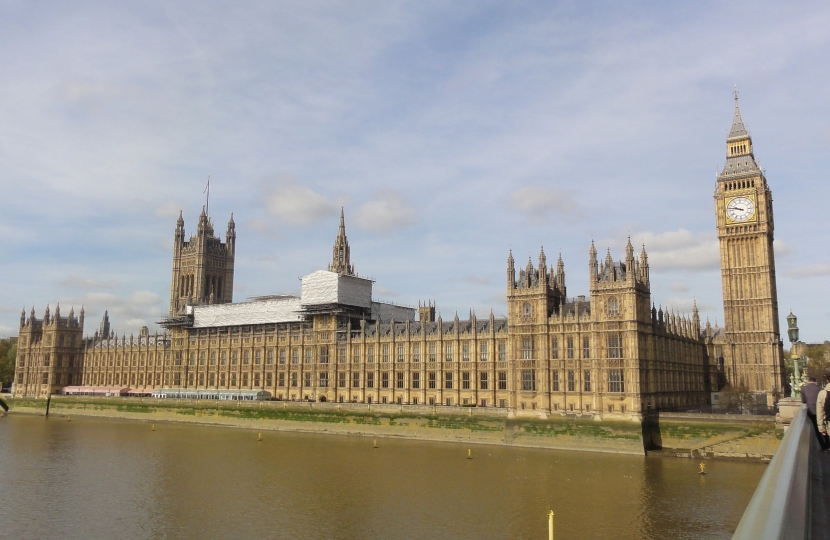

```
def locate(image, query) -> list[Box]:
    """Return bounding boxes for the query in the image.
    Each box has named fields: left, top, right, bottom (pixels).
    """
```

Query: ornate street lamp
left=786, top=310, right=804, bottom=397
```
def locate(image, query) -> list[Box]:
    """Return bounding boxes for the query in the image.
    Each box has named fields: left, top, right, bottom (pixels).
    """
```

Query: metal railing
left=732, top=405, right=812, bottom=539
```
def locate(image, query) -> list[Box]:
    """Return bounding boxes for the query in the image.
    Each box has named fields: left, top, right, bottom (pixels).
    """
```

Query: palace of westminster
left=12, top=96, right=787, bottom=417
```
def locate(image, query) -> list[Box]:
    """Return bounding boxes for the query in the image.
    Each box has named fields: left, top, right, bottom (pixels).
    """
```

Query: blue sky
left=1, top=1, right=828, bottom=341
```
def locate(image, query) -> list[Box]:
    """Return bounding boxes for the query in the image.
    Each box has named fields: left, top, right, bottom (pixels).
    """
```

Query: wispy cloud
left=631, top=229, right=720, bottom=271
left=60, top=275, right=119, bottom=290
left=354, top=191, right=414, bottom=233
left=265, top=178, right=338, bottom=225
left=508, top=186, right=581, bottom=223
left=788, top=263, right=830, bottom=279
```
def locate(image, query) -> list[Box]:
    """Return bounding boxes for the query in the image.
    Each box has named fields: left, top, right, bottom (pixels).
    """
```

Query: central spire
left=329, top=206, right=354, bottom=275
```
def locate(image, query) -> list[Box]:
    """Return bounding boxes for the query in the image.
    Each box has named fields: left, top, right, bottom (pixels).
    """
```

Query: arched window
left=523, top=303, right=532, bottom=317
left=608, top=297, right=619, bottom=316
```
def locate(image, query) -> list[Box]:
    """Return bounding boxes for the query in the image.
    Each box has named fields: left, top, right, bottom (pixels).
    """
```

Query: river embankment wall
left=2, top=396, right=781, bottom=459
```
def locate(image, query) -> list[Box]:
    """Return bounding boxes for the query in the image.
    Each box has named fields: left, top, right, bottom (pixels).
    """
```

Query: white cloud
left=58, top=290, right=164, bottom=335
left=354, top=191, right=414, bottom=233
left=774, top=238, right=795, bottom=257
left=60, top=275, right=118, bottom=290
left=632, top=229, right=719, bottom=271
left=155, top=200, right=183, bottom=219
left=508, top=186, right=581, bottom=222
left=463, top=275, right=491, bottom=285
left=788, top=263, right=830, bottom=279
left=668, top=282, right=690, bottom=293
left=265, top=179, right=338, bottom=225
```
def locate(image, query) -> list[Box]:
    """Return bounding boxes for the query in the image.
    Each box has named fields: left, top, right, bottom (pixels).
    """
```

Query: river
left=0, top=414, right=764, bottom=539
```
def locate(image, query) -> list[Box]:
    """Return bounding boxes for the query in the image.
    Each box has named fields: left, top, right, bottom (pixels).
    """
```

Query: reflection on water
left=0, top=414, right=763, bottom=539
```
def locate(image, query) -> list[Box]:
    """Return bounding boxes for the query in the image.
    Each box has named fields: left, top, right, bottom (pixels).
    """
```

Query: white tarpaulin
left=300, top=270, right=372, bottom=308
left=192, top=296, right=303, bottom=328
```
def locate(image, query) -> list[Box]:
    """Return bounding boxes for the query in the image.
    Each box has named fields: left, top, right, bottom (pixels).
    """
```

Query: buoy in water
left=699, top=463, right=707, bottom=475
left=258, top=432, right=262, bottom=442
left=152, top=424, right=155, bottom=431
left=373, top=439, right=378, bottom=449
left=467, top=449, right=473, bottom=460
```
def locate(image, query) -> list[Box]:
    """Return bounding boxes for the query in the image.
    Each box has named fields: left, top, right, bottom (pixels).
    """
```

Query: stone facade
left=12, top=95, right=785, bottom=415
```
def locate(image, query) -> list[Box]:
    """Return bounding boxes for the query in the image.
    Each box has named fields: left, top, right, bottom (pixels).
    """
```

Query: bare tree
left=722, top=383, right=756, bottom=414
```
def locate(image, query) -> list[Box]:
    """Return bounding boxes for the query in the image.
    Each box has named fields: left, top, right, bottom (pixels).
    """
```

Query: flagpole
left=204, top=175, right=210, bottom=215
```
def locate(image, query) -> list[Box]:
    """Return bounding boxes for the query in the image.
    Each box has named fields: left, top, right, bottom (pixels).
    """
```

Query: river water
left=0, top=414, right=764, bottom=539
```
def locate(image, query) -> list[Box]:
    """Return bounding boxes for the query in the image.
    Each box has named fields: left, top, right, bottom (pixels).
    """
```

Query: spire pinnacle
left=329, top=207, right=353, bottom=275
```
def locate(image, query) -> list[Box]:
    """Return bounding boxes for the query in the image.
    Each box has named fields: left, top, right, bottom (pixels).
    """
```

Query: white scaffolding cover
left=192, top=296, right=303, bottom=328
left=300, top=270, right=372, bottom=309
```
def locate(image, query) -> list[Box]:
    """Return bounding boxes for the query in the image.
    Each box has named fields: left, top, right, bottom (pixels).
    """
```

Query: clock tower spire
left=714, top=88, right=784, bottom=403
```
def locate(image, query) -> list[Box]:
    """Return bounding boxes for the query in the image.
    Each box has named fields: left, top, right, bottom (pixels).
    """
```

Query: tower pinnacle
left=329, top=207, right=354, bottom=275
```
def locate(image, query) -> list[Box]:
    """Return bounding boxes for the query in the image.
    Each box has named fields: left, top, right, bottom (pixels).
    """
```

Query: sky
left=1, top=1, right=828, bottom=341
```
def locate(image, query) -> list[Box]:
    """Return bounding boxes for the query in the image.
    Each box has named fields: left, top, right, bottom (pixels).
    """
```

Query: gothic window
left=352, top=346, right=360, bottom=364
left=498, top=341, right=507, bottom=362
left=368, top=346, right=375, bottom=364
left=551, top=337, right=559, bottom=359
left=480, top=372, right=488, bottom=390
left=480, top=342, right=488, bottom=361
left=607, top=334, right=623, bottom=359
left=609, top=370, right=625, bottom=393
left=412, top=372, right=420, bottom=389
left=428, top=371, right=437, bottom=389
left=462, top=371, right=471, bottom=389
left=339, top=372, right=347, bottom=388
left=319, top=346, right=329, bottom=364
left=305, top=349, right=313, bottom=364
left=382, top=344, right=389, bottom=363
left=338, top=346, right=347, bottom=363
left=429, top=344, right=436, bottom=362
left=567, top=370, right=575, bottom=392
left=566, top=337, right=574, bottom=359
left=445, top=372, right=453, bottom=389
left=462, top=343, right=470, bottom=362
left=522, top=302, right=532, bottom=317
left=552, top=371, right=559, bottom=391
left=498, top=371, right=507, bottom=390
left=608, top=297, right=619, bottom=316
left=396, top=372, right=405, bottom=389
left=381, top=372, right=389, bottom=388
left=445, top=344, right=453, bottom=363
left=397, top=344, right=405, bottom=363
left=413, top=344, right=420, bottom=362
left=352, top=372, right=360, bottom=388
left=521, top=370, right=536, bottom=391
left=319, top=372, right=328, bottom=388
left=521, top=337, right=533, bottom=360
left=582, top=337, right=590, bottom=359
left=583, top=370, right=591, bottom=392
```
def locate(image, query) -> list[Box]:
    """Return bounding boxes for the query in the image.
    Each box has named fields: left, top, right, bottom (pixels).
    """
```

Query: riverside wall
left=2, top=396, right=781, bottom=459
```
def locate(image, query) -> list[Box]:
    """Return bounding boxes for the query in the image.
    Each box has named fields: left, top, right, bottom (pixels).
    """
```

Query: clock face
left=726, top=196, right=755, bottom=222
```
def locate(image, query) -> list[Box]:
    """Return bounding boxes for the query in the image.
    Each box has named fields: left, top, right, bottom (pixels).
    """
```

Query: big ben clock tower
left=714, top=88, right=785, bottom=403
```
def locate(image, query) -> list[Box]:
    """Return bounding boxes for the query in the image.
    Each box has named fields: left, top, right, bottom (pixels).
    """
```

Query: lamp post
left=786, top=311, right=803, bottom=397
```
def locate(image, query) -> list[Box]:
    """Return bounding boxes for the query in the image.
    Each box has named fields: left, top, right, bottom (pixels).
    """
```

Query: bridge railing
left=732, top=405, right=812, bottom=540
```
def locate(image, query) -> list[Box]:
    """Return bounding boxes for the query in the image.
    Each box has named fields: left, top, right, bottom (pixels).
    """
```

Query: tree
left=0, top=338, right=17, bottom=389
left=722, top=383, right=757, bottom=414
left=805, top=342, right=830, bottom=381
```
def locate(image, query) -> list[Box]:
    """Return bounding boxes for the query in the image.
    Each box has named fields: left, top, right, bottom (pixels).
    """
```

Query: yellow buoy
left=258, top=432, right=262, bottom=442
left=548, top=509, right=554, bottom=540
left=373, top=439, right=378, bottom=449
left=699, top=462, right=707, bottom=475
left=467, top=449, right=472, bottom=459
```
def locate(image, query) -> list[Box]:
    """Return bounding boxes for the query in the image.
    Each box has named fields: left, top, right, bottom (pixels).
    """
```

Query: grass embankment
left=5, top=396, right=779, bottom=458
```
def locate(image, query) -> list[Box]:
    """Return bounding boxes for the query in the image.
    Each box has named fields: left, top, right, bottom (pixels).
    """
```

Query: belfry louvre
left=12, top=96, right=786, bottom=417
